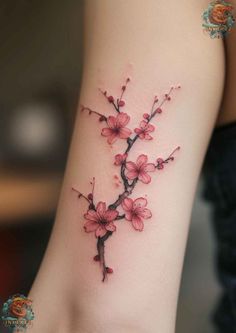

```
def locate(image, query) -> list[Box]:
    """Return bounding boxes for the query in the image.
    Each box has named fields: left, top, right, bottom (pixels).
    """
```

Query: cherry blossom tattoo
left=72, top=77, right=181, bottom=281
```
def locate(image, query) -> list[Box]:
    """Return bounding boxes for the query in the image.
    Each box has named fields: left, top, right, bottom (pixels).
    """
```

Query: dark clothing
left=203, top=122, right=236, bottom=333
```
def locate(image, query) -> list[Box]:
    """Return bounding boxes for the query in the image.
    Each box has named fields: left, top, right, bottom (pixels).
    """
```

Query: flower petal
left=104, top=209, right=119, bottom=221
left=101, top=128, right=113, bottom=137
left=126, top=161, right=137, bottom=172
left=105, top=222, right=116, bottom=232
left=136, top=154, right=148, bottom=168
left=138, top=172, right=151, bottom=184
left=107, top=132, right=118, bottom=144
left=84, top=210, right=99, bottom=222
left=139, top=208, right=152, bottom=219
left=107, top=116, right=117, bottom=128
left=95, top=226, right=107, bottom=238
left=132, top=216, right=144, bottom=231
left=119, top=127, right=132, bottom=139
left=84, top=220, right=98, bottom=232
left=144, top=133, right=153, bottom=140
left=139, top=132, right=145, bottom=139
left=145, top=163, right=156, bottom=172
left=126, top=171, right=138, bottom=180
left=134, top=128, right=142, bottom=135
left=96, top=202, right=106, bottom=217
left=122, top=197, right=133, bottom=212
left=125, top=211, right=133, bottom=221
left=133, top=197, right=147, bottom=208
left=116, top=112, right=130, bottom=127
left=140, top=120, right=148, bottom=129
left=147, top=123, right=155, bottom=132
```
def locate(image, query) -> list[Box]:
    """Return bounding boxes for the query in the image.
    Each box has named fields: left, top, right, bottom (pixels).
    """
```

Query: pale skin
left=27, top=1, right=236, bottom=332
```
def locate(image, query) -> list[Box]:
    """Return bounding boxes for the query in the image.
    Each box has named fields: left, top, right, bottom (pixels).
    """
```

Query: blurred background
left=0, top=1, right=220, bottom=332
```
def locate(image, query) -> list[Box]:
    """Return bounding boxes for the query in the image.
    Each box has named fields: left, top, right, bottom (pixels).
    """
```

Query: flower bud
left=106, top=267, right=113, bottom=274
left=88, top=193, right=93, bottom=201
left=118, top=100, right=125, bottom=107
left=99, top=115, right=106, bottom=122
left=93, top=255, right=100, bottom=262
left=156, top=158, right=164, bottom=169
left=108, top=96, right=114, bottom=103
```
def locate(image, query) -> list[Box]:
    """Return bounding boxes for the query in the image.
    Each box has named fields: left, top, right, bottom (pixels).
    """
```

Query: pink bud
left=118, top=100, right=125, bottom=107
left=143, top=113, right=149, bottom=119
left=99, top=115, right=106, bottom=122
left=156, top=108, right=162, bottom=113
left=106, top=267, right=113, bottom=274
left=93, top=255, right=100, bottom=262
left=114, top=153, right=127, bottom=166
left=156, top=158, right=164, bottom=169
left=88, top=193, right=93, bottom=201
left=108, top=96, right=114, bottom=103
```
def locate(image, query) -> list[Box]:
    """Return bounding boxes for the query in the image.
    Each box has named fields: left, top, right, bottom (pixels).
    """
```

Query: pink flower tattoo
left=126, top=154, right=156, bottom=184
left=122, top=197, right=152, bottom=231
left=134, top=120, right=155, bottom=140
left=101, top=112, right=132, bottom=144
left=84, top=202, right=118, bottom=237
left=73, top=76, right=181, bottom=281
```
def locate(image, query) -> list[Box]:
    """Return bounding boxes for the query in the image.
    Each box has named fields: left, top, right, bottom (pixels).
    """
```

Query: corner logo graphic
left=1, top=294, right=34, bottom=332
left=202, top=0, right=235, bottom=38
